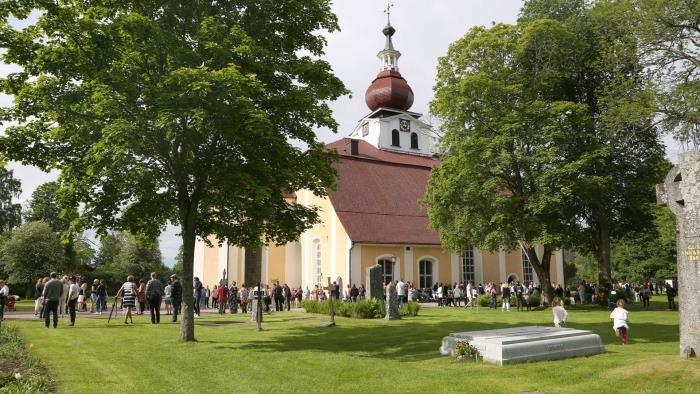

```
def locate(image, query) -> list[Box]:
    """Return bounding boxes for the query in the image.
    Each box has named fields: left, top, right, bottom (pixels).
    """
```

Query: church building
left=193, top=17, right=565, bottom=291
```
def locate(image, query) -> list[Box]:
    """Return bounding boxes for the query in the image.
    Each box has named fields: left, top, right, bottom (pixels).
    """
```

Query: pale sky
left=0, top=0, right=683, bottom=265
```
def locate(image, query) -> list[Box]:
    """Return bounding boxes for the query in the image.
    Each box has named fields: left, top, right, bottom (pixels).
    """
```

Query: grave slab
left=439, top=326, right=604, bottom=365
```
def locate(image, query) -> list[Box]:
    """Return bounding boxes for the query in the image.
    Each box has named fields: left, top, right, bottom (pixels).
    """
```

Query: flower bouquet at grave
left=454, top=340, right=481, bottom=362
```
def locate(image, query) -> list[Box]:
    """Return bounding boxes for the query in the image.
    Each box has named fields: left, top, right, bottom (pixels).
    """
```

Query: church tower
left=349, top=6, right=436, bottom=156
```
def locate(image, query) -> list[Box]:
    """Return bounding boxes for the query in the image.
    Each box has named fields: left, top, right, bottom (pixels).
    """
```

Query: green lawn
left=5, top=300, right=698, bottom=393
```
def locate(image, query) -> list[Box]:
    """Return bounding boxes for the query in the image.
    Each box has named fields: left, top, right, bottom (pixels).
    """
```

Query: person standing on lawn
left=146, top=272, right=164, bottom=324
left=170, top=274, right=183, bottom=322
left=42, top=272, right=63, bottom=328
left=116, top=276, right=137, bottom=324
left=193, top=276, right=203, bottom=317
left=164, top=278, right=173, bottom=315
left=34, top=277, right=44, bottom=316
left=96, top=279, right=108, bottom=315
left=66, top=276, right=80, bottom=326
left=137, top=278, right=147, bottom=315
left=217, top=283, right=228, bottom=315
left=552, top=297, right=568, bottom=328
left=610, top=299, right=630, bottom=345
left=0, top=280, right=9, bottom=321
left=665, top=283, right=676, bottom=311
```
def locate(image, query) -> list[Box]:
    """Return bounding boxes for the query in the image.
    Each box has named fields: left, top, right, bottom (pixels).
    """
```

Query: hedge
left=302, top=299, right=420, bottom=319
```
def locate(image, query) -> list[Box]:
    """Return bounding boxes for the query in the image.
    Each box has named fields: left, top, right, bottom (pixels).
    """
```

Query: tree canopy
left=427, top=0, right=667, bottom=302
left=0, top=0, right=346, bottom=341
left=0, top=167, right=21, bottom=233
left=0, top=221, right=67, bottom=284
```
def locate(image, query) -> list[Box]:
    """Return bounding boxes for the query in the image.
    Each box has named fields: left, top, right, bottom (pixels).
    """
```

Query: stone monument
left=367, top=264, right=383, bottom=300
left=439, top=326, right=605, bottom=365
left=384, top=282, right=401, bottom=320
left=657, top=149, right=700, bottom=358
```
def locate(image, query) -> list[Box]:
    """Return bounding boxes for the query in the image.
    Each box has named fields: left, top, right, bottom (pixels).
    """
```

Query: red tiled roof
left=325, top=138, right=441, bottom=245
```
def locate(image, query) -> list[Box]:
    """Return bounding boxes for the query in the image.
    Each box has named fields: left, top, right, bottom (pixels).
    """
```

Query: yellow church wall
left=203, top=236, right=220, bottom=288
left=359, top=245, right=404, bottom=285
left=505, top=249, right=522, bottom=282
left=412, top=246, right=452, bottom=285
left=334, top=214, right=350, bottom=282
left=481, top=250, right=500, bottom=284
left=303, top=190, right=332, bottom=286
left=267, top=243, right=287, bottom=285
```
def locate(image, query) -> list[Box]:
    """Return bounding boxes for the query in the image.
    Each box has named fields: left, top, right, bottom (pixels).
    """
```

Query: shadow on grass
left=233, top=317, right=678, bottom=362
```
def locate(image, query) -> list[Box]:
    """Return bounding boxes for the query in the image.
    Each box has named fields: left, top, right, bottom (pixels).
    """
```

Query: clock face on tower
left=362, top=123, right=369, bottom=136
left=399, top=119, right=410, bottom=132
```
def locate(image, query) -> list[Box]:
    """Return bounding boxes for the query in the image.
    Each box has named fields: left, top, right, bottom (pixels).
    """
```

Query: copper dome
left=365, top=69, right=414, bottom=112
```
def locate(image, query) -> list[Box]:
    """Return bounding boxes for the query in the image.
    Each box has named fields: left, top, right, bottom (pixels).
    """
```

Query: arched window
left=419, top=260, right=433, bottom=289
left=313, top=239, right=322, bottom=285
left=410, top=132, right=419, bottom=149
left=522, top=249, right=533, bottom=283
left=391, top=129, right=400, bottom=147
left=462, top=247, right=475, bottom=283
left=378, top=258, right=394, bottom=284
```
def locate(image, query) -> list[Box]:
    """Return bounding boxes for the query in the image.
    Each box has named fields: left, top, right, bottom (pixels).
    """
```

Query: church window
left=378, top=258, right=394, bottom=284
left=462, top=247, right=475, bottom=283
left=313, top=239, right=322, bottom=285
left=522, top=249, right=533, bottom=283
left=391, top=129, right=400, bottom=147
left=419, top=260, right=433, bottom=289
left=410, top=132, right=419, bottom=149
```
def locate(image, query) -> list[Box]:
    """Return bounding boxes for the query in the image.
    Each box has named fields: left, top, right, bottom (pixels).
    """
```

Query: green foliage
left=635, top=0, right=700, bottom=146
left=478, top=294, right=492, bottom=307
left=0, top=325, right=53, bottom=393
left=0, top=167, right=21, bottom=234
left=0, top=0, right=347, bottom=341
left=399, top=301, right=421, bottom=317
left=454, top=340, right=481, bottom=361
left=301, top=299, right=419, bottom=319
left=527, top=292, right=541, bottom=308
left=0, top=221, right=68, bottom=284
left=23, top=182, right=69, bottom=233
left=93, top=232, right=169, bottom=285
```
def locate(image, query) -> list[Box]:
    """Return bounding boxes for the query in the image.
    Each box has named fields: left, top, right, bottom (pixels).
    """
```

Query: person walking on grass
left=116, top=276, right=137, bottom=324
left=34, top=277, right=44, bottom=316
left=164, top=278, right=173, bottom=315
left=96, top=279, right=108, bottom=315
left=67, top=276, right=80, bottom=326
left=42, top=272, right=63, bottom=329
left=217, top=284, right=228, bottom=315
left=610, top=299, right=630, bottom=345
left=514, top=281, right=524, bottom=311
left=146, top=272, right=164, bottom=324
left=552, top=297, right=568, bottom=328
left=136, top=278, right=147, bottom=315
left=665, top=283, right=676, bottom=311
left=0, top=280, right=9, bottom=322
left=170, top=275, right=183, bottom=322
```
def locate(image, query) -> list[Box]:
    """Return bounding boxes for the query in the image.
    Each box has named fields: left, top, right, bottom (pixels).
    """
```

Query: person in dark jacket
left=42, top=272, right=64, bottom=328
left=170, top=275, right=183, bottom=322
left=666, top=283, right=676, bottom=311
left=351, top=284, right=359, bottom=302
left=283, top=284, right=292, bottom=311
left=274, top=282, right=284, bottom=312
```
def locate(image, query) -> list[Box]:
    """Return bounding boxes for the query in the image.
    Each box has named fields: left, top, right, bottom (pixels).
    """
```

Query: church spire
left=378, top=1, right=400, bottom=71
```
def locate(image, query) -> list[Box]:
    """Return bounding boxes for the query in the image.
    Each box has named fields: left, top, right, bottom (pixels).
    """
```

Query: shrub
left=400, top=301, right=421, bottom=316
left=527, top=292, right=541, bottom=308
left=564, top=297, right=572, bottom=306
left=303, top=299, right=415, bottom=319
left=478, top=294, right=491, bottom=307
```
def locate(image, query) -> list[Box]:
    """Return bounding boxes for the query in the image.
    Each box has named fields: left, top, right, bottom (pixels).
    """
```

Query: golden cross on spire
left=384, top=0, right=394, bottom=17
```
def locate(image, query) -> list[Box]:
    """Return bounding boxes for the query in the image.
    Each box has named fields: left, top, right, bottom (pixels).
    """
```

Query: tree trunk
left=594, top=221, right=612, bottom=305
left=521, top=241, right=554, bottom=305
left=178, top=199, right=198, bottom=342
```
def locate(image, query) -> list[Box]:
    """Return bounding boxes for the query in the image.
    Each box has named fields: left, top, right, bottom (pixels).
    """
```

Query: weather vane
left=384, top=0, right=394, bottom=18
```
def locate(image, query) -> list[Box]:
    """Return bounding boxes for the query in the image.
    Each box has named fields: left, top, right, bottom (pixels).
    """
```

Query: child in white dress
left=610, top=299, right=629, bottom=344
left=552, top=297, right=568, bottom=327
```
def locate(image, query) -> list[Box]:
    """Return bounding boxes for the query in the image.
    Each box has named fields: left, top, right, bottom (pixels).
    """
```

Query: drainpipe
left=348, top=241, right=355, bottom=286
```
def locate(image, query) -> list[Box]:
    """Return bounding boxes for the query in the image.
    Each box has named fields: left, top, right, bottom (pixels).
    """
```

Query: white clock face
left=400, top=119, right=410, bottom=132
left=362, top=123, right=369, bottom=136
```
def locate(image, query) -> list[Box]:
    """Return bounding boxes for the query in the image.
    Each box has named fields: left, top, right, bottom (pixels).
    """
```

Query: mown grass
left=5, top=299, right=698, bottom=394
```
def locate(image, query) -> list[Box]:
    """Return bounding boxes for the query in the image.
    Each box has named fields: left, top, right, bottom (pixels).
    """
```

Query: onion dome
left=364, top=19, right=414, bottom=112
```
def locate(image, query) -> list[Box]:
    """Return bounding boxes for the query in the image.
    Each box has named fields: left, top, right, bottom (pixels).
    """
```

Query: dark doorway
left=245, top=248, right=263, bottom=286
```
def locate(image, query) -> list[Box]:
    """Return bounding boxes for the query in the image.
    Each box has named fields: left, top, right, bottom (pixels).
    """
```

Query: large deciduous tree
left=0, top=167, right=21, bottom=233
left=0, top=0, right=346, bottom=341
left=0, top=221, right=66, bottom=284
left=426, top=22, right=591, bottom=303
left=428, top=0, right=666, bottom=303
left=635, top=0, right=700, bottom=147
